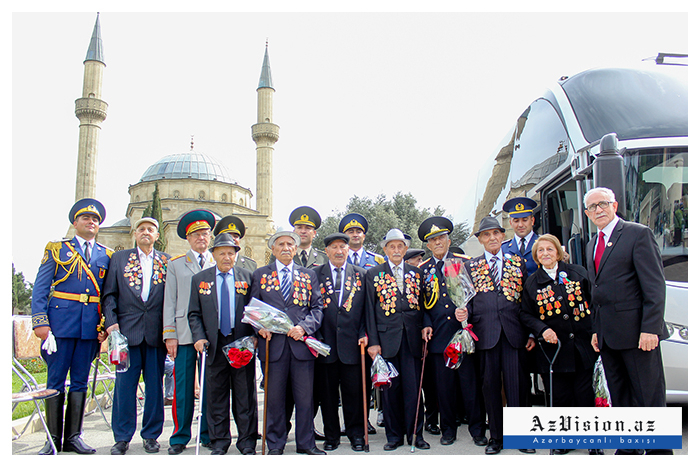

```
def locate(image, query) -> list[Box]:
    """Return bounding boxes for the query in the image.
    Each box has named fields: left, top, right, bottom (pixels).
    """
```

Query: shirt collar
left=276, top=259, right=294, bottom=273
left=599, top=215, right=620, bottom=240
left=74, top=235, right=93, bottom=250
left=138, top=247, right=154, bottom=261
left=517, top=230, right=534, bottom=246
left=191, top=249, right=211, bottom=261
left=484, top=249, right=503, bottom=262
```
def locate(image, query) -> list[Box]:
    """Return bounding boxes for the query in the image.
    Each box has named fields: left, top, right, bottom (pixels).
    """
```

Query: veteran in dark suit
left=252, top=230, right=325, bottom=455
left=31, top=199, right=112, bottom=455
left=103, top=217, right=170, bottom=455
left=312, top=233, right=369, bottom=452
left=188, top=233, right=258, bottom=455
left=366, top=229, right=431, bottom=451
left=214, top=215, right=258, bottom=272
left=466, top=217, right=528, bottom=454
left=418, top=217, right=487, bottom=448
left=162, top=209, right=217, bottom=454
left=584, top=187, right=670, bottom=454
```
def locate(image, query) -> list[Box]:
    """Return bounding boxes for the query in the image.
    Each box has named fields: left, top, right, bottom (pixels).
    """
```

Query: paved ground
left=12, top=362, right=688, bottom=456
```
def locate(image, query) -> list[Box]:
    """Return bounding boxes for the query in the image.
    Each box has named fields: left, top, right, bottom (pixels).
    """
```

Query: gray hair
left=584, top=187, right=616, bottom=207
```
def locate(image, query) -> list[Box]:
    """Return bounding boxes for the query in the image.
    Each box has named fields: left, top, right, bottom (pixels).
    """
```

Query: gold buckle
left=79, top=294, right=89, bottom=303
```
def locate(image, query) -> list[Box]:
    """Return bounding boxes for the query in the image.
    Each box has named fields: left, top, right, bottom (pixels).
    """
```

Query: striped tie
left=281, top=267, right=291, bottom=302
left=490, top=256, right=500, bottom=290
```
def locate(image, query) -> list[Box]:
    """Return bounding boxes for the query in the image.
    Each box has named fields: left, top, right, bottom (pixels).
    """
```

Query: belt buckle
left=79, top=293, right=89, bottom=303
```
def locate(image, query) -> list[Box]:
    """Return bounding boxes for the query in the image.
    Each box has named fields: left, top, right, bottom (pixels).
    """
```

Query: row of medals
left=374, top=275, right=398, bottom=316
left=469, top=254, right=523, bottom=301
left=537, top=281, right=589, bottom=321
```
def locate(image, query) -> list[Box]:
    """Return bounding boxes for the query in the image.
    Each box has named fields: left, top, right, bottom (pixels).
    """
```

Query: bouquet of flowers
left=243, top=298, right=331, bottom=357
left=443, top=323, right=478, bottom=369
left=593, top=356, right=611, bottom=407
left=108, top=330, right=130, bottom=373
left=222, top=336, right=256, bottom=369
left=444, top=257, right=476, bottom=309
left=370, top=355, right=399, bottom=389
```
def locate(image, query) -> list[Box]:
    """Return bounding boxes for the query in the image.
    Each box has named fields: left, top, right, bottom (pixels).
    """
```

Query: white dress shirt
left=138, top=247, right=154, bottom=302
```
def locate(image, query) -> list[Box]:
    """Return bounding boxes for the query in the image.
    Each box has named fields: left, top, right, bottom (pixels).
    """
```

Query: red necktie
left=594, top=231, right=605, bottom=273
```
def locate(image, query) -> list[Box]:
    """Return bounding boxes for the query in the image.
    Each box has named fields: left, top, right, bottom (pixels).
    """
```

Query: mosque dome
left=139, top=151, right=235, bottom=184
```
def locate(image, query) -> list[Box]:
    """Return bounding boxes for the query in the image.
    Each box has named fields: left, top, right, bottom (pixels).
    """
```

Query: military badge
left=235, top=281, right=249, bottom=295
left=199, top=281, right=213, bottom=295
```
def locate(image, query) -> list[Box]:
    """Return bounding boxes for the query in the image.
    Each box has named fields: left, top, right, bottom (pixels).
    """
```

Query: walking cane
left=537, top=337, right=561, bottom=455
left=261, top=335, right=271, bottom=455
left=195, top=343, right=208, bottom=456
left=360, top=341, right=370, bottom=452
left=410, top=340, right=429, bottom=453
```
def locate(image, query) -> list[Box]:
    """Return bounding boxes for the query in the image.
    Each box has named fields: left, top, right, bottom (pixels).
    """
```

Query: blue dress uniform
left=31, top=198, right=111, bottom=455
left=501, top=197, right=539, bottom=276
left=339, top=213, right=385, bottom=270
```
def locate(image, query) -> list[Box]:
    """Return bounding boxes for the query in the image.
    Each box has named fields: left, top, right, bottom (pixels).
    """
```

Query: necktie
left=393, top=266, right=403, bottom=293
left=334, top=267, right=343, bottom=304
left=436, top=260, right=444, bottom=280
left=353, top=252, right=359, bottom=266
left=199, top=254, right=205, bottom=269
left=594, top=231, right=606, bottom=273
left=490, top=256, right=500, bottom=290
left=281, top=267, right=291, bottom=302
left=519, top=237, right=526, bottom=256
left=219, top=273, right=232, bottom=336
left=84, top=242, right=91, bottom=263
left=300, top=250, right=308, bottom=267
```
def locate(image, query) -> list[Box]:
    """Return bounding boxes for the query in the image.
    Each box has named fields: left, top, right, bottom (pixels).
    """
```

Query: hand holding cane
left=411, top=339, right=429, bottom=453
left=360, top=341, right=369, bottom=452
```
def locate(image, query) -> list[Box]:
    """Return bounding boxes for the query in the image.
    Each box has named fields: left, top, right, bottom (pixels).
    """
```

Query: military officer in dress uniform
left=501, top=197, right=539, bottom=276
left=418, top=217, right=487, bottom=447
left=162, top=209, right=217, bottom=454
left=32, top=198, right=112, bottom=455
left=214, top=215, right=258, bottom=272
left=339, top=213, right=385, bottom=269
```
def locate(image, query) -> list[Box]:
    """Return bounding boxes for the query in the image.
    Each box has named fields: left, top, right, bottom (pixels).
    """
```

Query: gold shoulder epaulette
left=375, top=255, right=385, bottom=264
left=454, top=253, right=472, bottom=260
left=418, top=258, right=432, bottom=268
left=170, top=253, right=186, bottom=261
left=96, top=242, right=114, bottom=258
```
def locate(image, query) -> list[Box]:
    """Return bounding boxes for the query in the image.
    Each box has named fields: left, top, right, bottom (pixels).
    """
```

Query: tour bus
left=459, top=62, right=688, bottom=404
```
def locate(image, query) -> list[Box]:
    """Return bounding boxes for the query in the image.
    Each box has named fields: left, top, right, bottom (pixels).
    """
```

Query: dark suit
left=251, top=262, right=324, bottom=451
left=102, top=247, right=170, bottom=443
left=312, top=262, right=368, bottom=444
left=586, top=218, right=669, bottom=408
left=366, top=261, right=425, bottom=444
left=466, top=253, right=528, bottom=441
left=421, top=253, right=485, bottom=441
left=188, top=266, right=257, bottom=453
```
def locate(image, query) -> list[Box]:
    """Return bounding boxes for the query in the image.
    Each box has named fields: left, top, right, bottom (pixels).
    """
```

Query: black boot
left=38, top=392, right=64, bottom=455
left=62, top=392, right=95, bottom=454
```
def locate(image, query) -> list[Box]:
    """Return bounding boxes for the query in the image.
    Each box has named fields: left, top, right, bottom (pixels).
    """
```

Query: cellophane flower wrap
left=223, top=336, right=256, bottom=369
left=243, top=298, right=331, bottom=358
left=108, top=330, right=130, bottom=373
left=443, top=324, right=478, bottom=369
left=443, top=257, right=476, bottom=309
left=370, top=355, right=399, bottom=389
left=593, top=356, right=611, bottom=407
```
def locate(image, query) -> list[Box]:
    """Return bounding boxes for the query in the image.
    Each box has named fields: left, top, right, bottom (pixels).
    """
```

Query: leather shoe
left=440, top=435, right=456, bottom=446
left=63, top=434, right=96, bottom=454
left=473, top=436, right=488, bottom=446
left=110, top=441, right=129, bottom=455
left=367, top=420, right=377, bottom=435
left=168, top=444, right=186, bottom=455
left=296, top=446, right=326, bottom=455
left=242, top=447, right=256, bottom=455
left=211, top=448, right=227, bottom=455
left=485, top=438, right=503, bottom=455
left=383, top=440, right=404, bottom=451
left=520, top=448, right=536, bottom=453
left=413, top=439, right=430, bottom=450
left=323, top=440, right=339, bottom=451
left=268, top=448, right=284, bottom=455
left=426, top=423, right=441, bottom=435
left=143, top=438, right=160, bottom=453
left=351, top=438, right=365, bottom=451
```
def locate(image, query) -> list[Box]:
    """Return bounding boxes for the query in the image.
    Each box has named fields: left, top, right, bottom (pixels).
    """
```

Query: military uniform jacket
left=31, top=237, right=112, bottom=340
left=348, top=248, right=384, bottom=270
left=235, top=254, right=258, bottom=273
left=312, top=262, right=368, bottom=365
left=268, top=247, right=328, bottom=268
left=502, top=233, right=538, bottom=276
left=250, top=263, right=324, bottom=362
left=466, top=253, right=528, bottom=351
left=520, top=261, right=598, bottom=373
left=365, top=261, right=424, bottom=359
left=162, top=250, right=217, bottom=344
left=420, top=253, right=471, bottom=354
left=188, top=265, right=255, bottom=366
left=102, top=248, right=170, bottom=348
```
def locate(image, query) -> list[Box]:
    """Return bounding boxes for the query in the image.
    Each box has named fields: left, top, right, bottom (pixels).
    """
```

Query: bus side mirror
left=592, top=133, right=627, bottom=219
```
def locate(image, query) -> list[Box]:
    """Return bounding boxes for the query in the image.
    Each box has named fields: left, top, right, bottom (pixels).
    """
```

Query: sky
left=8, top=4, right=690, bottom=284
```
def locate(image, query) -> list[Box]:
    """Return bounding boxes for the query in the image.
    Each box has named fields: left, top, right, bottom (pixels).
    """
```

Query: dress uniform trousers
left=170, top=344, right=210, bottom=446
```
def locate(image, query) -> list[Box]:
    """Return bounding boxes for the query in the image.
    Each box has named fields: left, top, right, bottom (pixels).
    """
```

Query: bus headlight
left=666, top=322, right=688, bottom=342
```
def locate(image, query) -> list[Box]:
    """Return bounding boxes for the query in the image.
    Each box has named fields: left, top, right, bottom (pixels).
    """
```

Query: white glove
left=42, top=331, right=57, bottom=355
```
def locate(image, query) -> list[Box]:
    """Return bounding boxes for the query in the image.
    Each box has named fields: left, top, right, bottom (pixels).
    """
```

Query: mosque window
left=199, top=190, right=206, bottom=200
left=173, top=190, right=180, bottom=199
left=222, top=194, right=227, bottom=202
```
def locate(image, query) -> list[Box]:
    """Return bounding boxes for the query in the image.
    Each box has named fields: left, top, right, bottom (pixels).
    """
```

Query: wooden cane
left=261, top=335, right=270, bottom=455
left=410, top=340, right=428, bottom=453
left=360, top=341, right=369, bottom=452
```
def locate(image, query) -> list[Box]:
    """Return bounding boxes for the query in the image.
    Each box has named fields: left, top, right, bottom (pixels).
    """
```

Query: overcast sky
left=9, top=6, right=689, bottom=283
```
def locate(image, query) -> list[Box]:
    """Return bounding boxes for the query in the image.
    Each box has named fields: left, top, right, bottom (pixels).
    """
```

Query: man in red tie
left=584, top=187, right=671, bottom=455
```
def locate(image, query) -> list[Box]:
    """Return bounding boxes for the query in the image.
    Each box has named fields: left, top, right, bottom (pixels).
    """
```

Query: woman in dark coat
left=520, top=234, right=602, bottom=454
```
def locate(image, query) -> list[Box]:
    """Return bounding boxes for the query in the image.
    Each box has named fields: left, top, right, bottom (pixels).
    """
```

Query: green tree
left=140, top=183, right=168, bottom=252
left=12, top=263, right=33, bottom=314
left=313, top=192, right=470, bottom=255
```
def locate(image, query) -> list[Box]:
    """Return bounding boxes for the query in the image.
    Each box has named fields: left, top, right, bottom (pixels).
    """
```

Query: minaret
left=74, top=13, right=108, bottom=201
left=251, top=42, right=279, bottom=217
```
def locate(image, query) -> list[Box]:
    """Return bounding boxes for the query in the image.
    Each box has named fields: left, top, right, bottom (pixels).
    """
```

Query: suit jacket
left=312, top=262, right=368, bottom=365
left=102, top=248, right=170, bottom=348
left=365, top=261, right=424, bottom=359
left=31, top=237, right=112, bottom=339
left=502, top=233, right=539, bottom=276
left=250, top=263, right=324, bottom=362
left=187, top=265, right=255, bottom=366
left=162, top=250, right=217, bottom=344
left=586, top=219, right=669, bottom=350
left=466, top=253, right=528, bottom=351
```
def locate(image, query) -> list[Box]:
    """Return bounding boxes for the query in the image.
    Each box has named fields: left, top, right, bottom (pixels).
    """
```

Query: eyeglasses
left=585, top=200, right=613, bottom=212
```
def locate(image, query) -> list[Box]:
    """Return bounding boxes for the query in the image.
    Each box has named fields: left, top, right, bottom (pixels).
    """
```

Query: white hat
left=267, top=228, right=301, bottom=249
left=133, top=217, right=159, bottom=231
left=379, top=228, right=411, bottom=248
